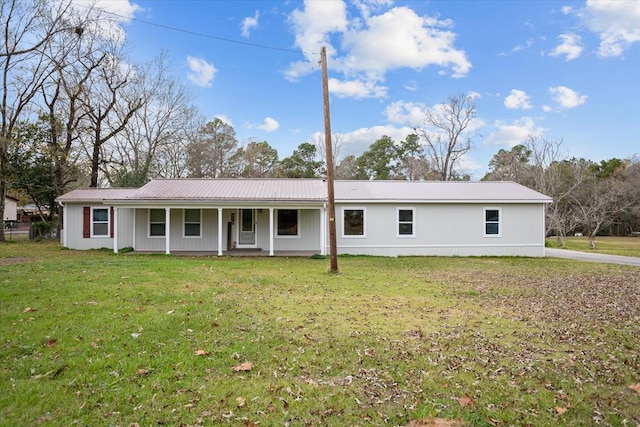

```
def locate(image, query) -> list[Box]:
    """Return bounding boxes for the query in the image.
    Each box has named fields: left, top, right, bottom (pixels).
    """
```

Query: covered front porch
left=111, top=204, right=327, bottom=256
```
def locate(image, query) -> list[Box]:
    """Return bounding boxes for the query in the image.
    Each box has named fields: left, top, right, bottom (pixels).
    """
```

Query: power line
left=76, top=4, right=312, bottom=56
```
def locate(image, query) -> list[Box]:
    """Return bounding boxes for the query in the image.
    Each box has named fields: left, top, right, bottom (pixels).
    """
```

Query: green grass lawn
left=1, top=241, right=639, bottom=426
left=546, top=236, right=640, bottom=257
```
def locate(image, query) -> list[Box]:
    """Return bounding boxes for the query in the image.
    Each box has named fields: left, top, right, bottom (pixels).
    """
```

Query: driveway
left=545, top=248, right=640, bottom=267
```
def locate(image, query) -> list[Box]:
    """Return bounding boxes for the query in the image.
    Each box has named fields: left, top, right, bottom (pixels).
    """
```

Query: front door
left=238, top=209, right=256, bottom=247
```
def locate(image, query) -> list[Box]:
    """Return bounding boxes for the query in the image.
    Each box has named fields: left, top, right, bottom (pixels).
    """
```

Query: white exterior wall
left=63, top=203, right=133, bottom=250
left=134, top=208, right=222, bottom=252
left=334, top=203, right=546, bottom=257
left=4, top=198, right=17, bottom=221
left=271, top=209, right=321, bottom=251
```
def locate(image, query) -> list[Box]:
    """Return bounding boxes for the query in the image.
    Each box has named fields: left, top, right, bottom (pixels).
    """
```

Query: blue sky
left=89, top=0, right=638, bottom=179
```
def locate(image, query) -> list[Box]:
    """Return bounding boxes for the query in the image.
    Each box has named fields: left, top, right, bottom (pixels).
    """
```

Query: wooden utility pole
left=320, top=46, right=338, bottom=273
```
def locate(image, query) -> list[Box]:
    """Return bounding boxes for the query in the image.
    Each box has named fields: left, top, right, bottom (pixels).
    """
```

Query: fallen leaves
left=629, top=383, right=640, bottom=395
left=405, top=418, right=463, bottom=427
left=555, top=407, right=568, bottom=415
left=232, top=362, right=254, bottom=372
left=194, top=349, right=209, bottom=356
left=458, top=394, right=475, bottom=407
left=23, top=307, right=36, bottom=313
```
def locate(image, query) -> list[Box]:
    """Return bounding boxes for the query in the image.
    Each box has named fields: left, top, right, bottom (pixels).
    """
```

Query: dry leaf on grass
left=194, top=349, right=209, bottom=356
left=406, top=418, right=463, bottom=427
left=556, top=407, right=568, bottom=415
left=629, top=383, right=640, bottom=395
left=458, top=394, right=475, bottom=407
left=44, top=339, right=57, bottom=348
left=136, top=368, right=151, bottom=376
left=232, top=362, right=254, bottom=372
left=23, top=307, right=36, bottom=313
left=236, top=397, right=246, bottom=407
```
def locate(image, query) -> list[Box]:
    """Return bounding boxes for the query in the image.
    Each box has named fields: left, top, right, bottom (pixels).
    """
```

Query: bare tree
left=0, top=0, right=73, bottom=240
left=106, top=54, right=196, bottom=186
left=414, top=93, right=479, bottom=181
left=76, top=39, right=145, bottom=187
left=526, top=136, right=590, bottom=246
left=313, top=132, right=342, bottom=177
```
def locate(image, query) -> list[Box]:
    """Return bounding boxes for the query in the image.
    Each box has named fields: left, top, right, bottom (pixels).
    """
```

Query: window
left=149, top=209, right=166, bottom=237
left=343, top=208, right=365, bottom=237
left=484, top=208, right=501, bottom=236
left=92, top=208, right=109, bottom=237
left=398, top=208, right=414, bottom=237
left=184, top=209, right=201, bottom=237
left=277, top=209, right=299, bottom=236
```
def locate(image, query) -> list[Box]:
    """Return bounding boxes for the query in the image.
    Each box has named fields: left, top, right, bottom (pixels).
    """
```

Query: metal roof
left=56, top=188, right=139, bottom=202
left=119, top=179, right=327, bottom=202
left=334, top=180, right=552, bottom=203
left=57, top=179, right=552, bottom=204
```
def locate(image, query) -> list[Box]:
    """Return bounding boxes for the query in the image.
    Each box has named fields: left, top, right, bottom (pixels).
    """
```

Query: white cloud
left=548, top=86, right=587, bottom=108
left=484, top=117, right=544, bottom=147
left=550, top=33, right=583, bottom=61
left=329, top=77, right=387, bottom=98
left=241, top=11, right=259, bottom=38
left=385, top=100, right=426, bottom=125
left=321, top=124, right=415, bottom=156
left=256, top=117, right=280, bottom=132
left=214, top=114, right=233, bottom=126
left=72, top=0, right=141, bottom=21
left=504, top=89, right=533, bottom=110
left=286, top=1, right=471, bottom=95
left=70, top=0, right=142, bottom=44
left=579, top=0, right=640, bottom=57
left=341, top=7, right=471, bottom=78
left=186, top=56, right=216, bottom=87
left=404, top=80, right=418, bottom=91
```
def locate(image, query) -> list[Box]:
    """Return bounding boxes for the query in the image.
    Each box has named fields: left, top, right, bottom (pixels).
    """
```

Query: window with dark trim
left=92, top=208, right=109, bottom=237
left=184, top=209, right=201, bottom=237
left=149, top=209, right=166, bottom=237
left=277, top=209, right=298, bottom=236
left=398, top=208, right=414, bottom=236
left=484, top=208, right=501, bottom=236
left=343, top=208, right=365, bottom=236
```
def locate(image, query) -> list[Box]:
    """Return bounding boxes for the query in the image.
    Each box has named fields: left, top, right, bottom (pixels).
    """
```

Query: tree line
left=483, top=137, right=640, bottom=245
left=1, top=0, right=638, bottom=243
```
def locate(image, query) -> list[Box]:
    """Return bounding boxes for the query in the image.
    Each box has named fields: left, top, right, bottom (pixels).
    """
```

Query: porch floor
left=131, top=250, right=321, bottom=257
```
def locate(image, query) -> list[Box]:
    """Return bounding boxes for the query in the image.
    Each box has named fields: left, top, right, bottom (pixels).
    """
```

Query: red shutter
left=83, top=207, right=91, bottom=238
left=110, top=207, right=114, bottom=238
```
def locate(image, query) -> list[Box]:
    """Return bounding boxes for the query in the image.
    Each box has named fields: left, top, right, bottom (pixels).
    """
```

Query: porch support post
left=113, top=207, right=119, bottom=254
left=217, top=208, right=223, bottom=256
left=62, top=202, right=68, bottom=247
left=269, top=208, right=274, bottom=256
left=132, top=208, right=136, bottom=250
left=320, top=204, right=327, bottom=256
left=165, top=207, right=171, bottom=255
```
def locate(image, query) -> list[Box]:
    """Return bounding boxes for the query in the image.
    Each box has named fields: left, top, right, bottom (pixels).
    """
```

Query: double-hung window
left=397, top=208, right=415, bottom=237
left=484, top=208, right=501, bottom=237
left=184, top=209, right=201, bottom=237
left=149, top=209, right=166, bottom=237
left=277, top=209, right=299, bottom=236
left=343, top=208, right=365, bottom=237
left=92, top=208, right=109, bottom=237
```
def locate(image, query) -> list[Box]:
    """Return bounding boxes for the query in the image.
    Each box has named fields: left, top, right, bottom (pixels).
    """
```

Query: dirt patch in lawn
left=0, top=256, right=31, bottom=266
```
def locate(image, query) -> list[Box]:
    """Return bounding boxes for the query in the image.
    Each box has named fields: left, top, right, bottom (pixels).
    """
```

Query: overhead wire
left=74, top=3, right=312, bottom=57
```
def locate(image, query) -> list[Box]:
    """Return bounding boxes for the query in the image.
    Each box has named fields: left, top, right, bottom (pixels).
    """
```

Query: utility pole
left=320, top=46, right=338, bottom=273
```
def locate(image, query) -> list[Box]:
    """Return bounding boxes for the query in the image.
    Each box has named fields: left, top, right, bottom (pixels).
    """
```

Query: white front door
left=238, top=209, right=256, bottom=247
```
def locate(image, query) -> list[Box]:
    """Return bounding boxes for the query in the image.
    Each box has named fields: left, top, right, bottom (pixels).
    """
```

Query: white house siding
left=133, top=208, right=221, bottom=252
left=271, top=208, right=321, bottom=252
left=63, top=204, right=133, bottom=250
left=335, top=203, right=545, bottom=257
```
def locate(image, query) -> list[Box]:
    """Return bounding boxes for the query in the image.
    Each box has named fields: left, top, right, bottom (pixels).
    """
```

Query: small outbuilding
left=56, top=179, right=552, bottom=257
